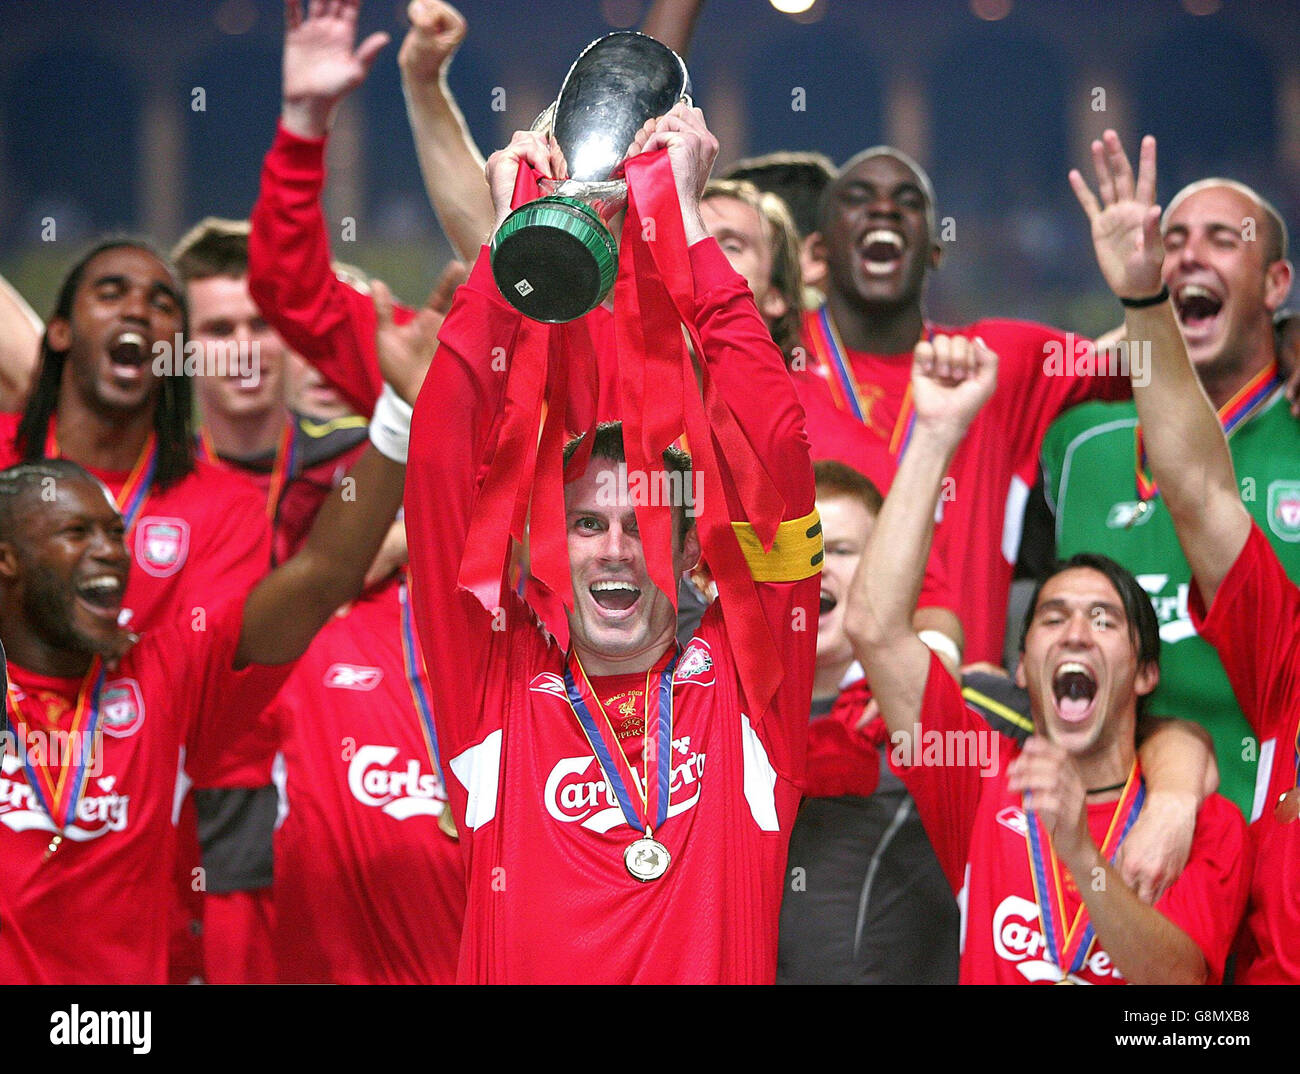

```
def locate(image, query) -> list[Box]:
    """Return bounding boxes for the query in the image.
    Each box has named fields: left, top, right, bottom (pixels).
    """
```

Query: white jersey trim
left=739, top=714, right=779, bottom=831
left=449, top=729, right=503, bottom=831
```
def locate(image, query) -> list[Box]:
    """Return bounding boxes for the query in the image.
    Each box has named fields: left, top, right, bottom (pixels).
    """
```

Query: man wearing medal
left=400, top=99, right=822, bottom=983
left=1085, top=132, right=1300, bottom=984
left=0, top=372, right=412, bottom=982
left=844, top=131, right=1251, bottom=984
left=1036, top=174, right=1296, bottom=822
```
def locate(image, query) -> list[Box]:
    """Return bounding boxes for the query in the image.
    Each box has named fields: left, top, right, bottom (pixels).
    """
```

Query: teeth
left=80, top=577, right=121, bottom=593
left=863, top=230, right=903, bottom=252
left=591, top=581, right=637, bottom=592
left=1054, top=661, right=1093, bottom=683
left=1178, top=284, right=1213, bottom=301
left=115, top=331, right=146, bottom=349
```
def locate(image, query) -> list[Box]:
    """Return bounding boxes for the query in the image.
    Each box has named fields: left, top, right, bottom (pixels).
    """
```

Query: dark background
left=2, top=0, right=1296, bottom=333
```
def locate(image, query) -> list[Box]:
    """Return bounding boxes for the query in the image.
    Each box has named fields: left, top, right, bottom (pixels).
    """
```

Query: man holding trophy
left=400, top=34, right=822, bottom=984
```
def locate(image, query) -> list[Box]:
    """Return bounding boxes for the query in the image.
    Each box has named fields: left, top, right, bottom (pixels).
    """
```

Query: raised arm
left=249, top=0, right=399, bottom=416
left=1070, top=131, right=1250, bottom=608
left=0, top=273, right=41, bottom=412
left=236, top=444, right=404, bottom=666
left=399, top=0, right=495, bottom=262
left=844, top=337, right=997, bottom=740
left=639, top=0, right=705, bottom=56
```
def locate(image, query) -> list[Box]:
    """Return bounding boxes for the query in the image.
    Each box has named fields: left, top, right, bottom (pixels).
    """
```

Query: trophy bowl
left=490, top=31, right=691, bottom=323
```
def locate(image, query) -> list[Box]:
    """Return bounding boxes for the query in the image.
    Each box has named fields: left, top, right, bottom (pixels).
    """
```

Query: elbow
left=843, top=594, right=900, bottom=656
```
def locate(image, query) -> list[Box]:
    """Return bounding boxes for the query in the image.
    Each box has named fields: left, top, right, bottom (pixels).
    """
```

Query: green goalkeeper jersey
left=1041, top=386, right=1300, bottom=819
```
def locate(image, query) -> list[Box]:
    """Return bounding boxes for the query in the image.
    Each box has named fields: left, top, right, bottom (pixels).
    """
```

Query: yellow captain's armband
left=731, top=508, right=823, bottom=582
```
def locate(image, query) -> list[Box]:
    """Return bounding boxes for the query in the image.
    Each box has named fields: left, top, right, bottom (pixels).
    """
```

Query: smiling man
left=793, top=147, right=1132, bottom=669
left=1040, top=174, right=1295, bottom=819
left=0, top=414, right=406, bottom=982
left=402, top=106, right=821, bottom=984
left=844, top=145, right=1251, bottom=982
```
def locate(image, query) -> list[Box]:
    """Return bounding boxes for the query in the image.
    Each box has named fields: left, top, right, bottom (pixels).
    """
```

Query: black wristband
left=1119, top=285, right=1170, bottom=309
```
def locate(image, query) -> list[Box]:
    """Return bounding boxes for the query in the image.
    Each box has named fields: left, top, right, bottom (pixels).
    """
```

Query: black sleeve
left=194, top=785, right=278, bottom=892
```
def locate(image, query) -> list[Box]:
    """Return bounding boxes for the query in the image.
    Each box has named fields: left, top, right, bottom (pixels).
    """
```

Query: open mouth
left=589, top=580, right=641, bottom=613
left=860, top=229, right=904, bottom=277
left=819, top=588, right=837, bottom=617
left=107, top=330, right=148, bottom=376
left=1173, top=283, right=1223, bottom=338
left=76, top=575, right=124, bottom=618
left=1052, top=661, right=1097, bottom=723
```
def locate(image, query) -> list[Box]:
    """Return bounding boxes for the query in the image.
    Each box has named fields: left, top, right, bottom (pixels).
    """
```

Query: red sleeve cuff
left=270, top=120, right=327, bottom=173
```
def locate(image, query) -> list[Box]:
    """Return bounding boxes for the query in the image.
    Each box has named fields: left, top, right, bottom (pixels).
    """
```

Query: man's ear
left=0, top=540, right=21, bottom=584
left=46, top=318, right=70, bottom=354
left=1014, top=658, right=1027, bottom=690
left=929, top=241, right=944, bottom=271
left=1265, top=259, right=1293, bottom=313
left=680, top=523, right=702, bottom=576
left=803, top=232, right=827, bottom=291
left=1134, top=659, right=1160, bottom=700
left=759, top=286, right=788, bottom=323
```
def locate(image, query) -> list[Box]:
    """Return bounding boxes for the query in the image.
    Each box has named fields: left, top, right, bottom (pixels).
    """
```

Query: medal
left=564, top=647, right=680, bottom=880
left=1024, top=761, right=1144, bottom=981
left=624, top=834, right=671, bottom=882
left=6, top=660, right=107, bottom=865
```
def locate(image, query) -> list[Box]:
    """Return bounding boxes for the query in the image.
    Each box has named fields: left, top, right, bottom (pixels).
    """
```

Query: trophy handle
left=530, top=101, right=557, bottom=135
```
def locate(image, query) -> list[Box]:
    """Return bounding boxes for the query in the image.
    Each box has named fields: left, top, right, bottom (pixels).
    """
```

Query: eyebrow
left=90, top=273, right=182, bottom=305
left=1036, top=597, right=1124, bottom=617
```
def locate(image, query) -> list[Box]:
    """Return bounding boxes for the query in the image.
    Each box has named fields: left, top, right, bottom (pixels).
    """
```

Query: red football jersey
left=797, top=313, right=1129, bottom=665
left=406, top=241, right=818, bottom=984
left=0, top=413, right=272, bottom=633
left=0, top=602, right=290, bottom=984
left=895, top=652, right=1249, bottom=984
left=1191, top=523, right=1300, bottom=983
left=263, top=579, right=465, bottom=984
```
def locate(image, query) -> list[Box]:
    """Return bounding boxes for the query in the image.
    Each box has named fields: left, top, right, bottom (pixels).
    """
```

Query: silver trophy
left=490, top=31, right=691, bottom=323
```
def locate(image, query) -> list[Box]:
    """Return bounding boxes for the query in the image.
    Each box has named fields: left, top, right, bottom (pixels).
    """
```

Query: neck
left=825, top=288, right=926, bottom=354
left=1074, top=738, right=1135, bottom=804
left=200, top=405, right=288, bottom=461
left=1198, top=337, right=1275, bottom=411
left=0, top=621, right=94, bottom=680
left=573, top=632, right=675, bottom=679
left=813, top=656, right=856, bottom=703
left=55, top=383, right=153, bottom=472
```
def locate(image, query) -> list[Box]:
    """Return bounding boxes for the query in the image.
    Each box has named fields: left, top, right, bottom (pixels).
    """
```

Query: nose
left=120, top=284, right=150, bottom=324
left=89, top=523, right=129, bottom=566
left=1062, top=608, right=1094, bottom=647
left=600, top=520, right=635, bottom=563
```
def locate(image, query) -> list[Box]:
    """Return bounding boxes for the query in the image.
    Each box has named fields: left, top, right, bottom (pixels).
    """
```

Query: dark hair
left=1019, top=552, right=1161, bottom=714
left=17, top=238, right=195, bottom=491
left=722, top=152, right=836, bottom=239
left=813, top=459, right=883, bottom=518
left=171, top=217, right=251, bottom=282
left=562, top=421, right=694, bottom=539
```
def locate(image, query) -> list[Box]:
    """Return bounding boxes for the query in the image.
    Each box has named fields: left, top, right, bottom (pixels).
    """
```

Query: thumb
left=372, top=278, right=395, bottom=330
left=427, top=260, right=467, bottom=315
left=356, top=31, right=391, bottom=75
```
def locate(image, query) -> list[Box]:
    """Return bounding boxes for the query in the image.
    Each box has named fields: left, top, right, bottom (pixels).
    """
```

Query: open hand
left=1069, top=130, right=1164, bottom=302
left=282, top=0, right=390, bottom=137
left=373, top=260, right=466, bottom=405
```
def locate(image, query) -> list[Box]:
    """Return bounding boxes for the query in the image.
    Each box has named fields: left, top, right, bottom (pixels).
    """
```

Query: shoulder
left=182, top=458, right=268, bottom=514
left=1044, top=400, right=1137, bottom=452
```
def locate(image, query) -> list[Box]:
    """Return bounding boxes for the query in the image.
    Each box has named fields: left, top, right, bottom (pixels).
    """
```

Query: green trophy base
left=490, top=196, right=619, bottom=323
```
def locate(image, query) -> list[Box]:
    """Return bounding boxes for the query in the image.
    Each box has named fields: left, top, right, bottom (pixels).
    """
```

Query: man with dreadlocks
left=0, top=376, right=408, bottom=981
left=0, top=240, right=278, bottom=982
left=2, top=241, right=272, bottom=630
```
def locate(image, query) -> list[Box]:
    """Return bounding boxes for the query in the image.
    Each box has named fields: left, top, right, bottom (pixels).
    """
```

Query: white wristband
left=918, top=629, right=962, bottom=669
left=369, top=383, right=414, bottom=464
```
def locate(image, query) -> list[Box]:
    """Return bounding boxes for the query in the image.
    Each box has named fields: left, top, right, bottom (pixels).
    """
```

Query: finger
left=948, top=335, right=971, bottom=381
left=1068, top=169, right=1101, bottom=222
left=427, top=260, right=467, bottom=314
left=308, top=0, right=328, bottom=21
left=1135, top=134, right=1158, bottom=207
left=286, top=0, right=302, bottom=31
left=372, top=278, right=395, bottom=330
left=931, top=334, right=952, bottom=379
left=1104, top=129, right=1136, bottom=203
left=1090, top=138, right=1115, bottom=206
left=856, top=698, right=880, bottom=732
left=356, top=31, right=391, bottom=72
left=1141, top=204, right=1164, bottom=268
left=914, top=339, right=934, bottom=375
